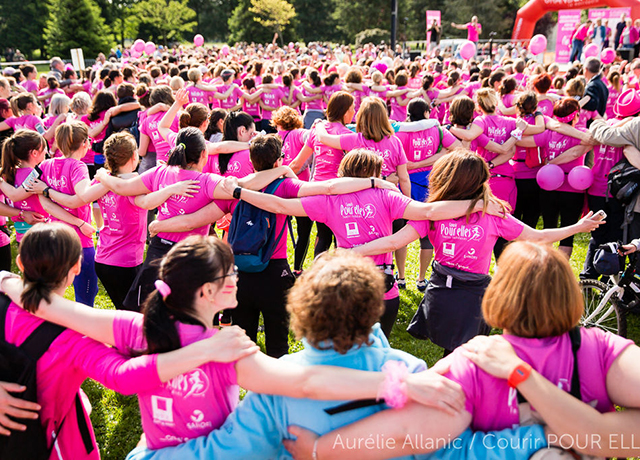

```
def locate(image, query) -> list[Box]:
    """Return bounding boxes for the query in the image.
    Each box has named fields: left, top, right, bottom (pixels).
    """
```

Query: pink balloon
left=221, top=45, right=230, bottom=56
left=584, top=43, right=600, bottom=59
left=144, top=41, right=156, bottom=55
left=567, top=166, right=594, bottom=190
left=372, top=61, right=387, bottom=74
left=601, top=48, right=616, bottom=64
left=288, top=42, right=295, bottom=49
left=133, top=39, right=145, bottom=53
left=529, top=34, right=547, bottom=55
left=536, top=164, right=565, bottom=191
left=459, top=41, right=476, bottom=60
left=131, top=50, right=142, bottom=59
left=194, top=34, right=204, bottom=47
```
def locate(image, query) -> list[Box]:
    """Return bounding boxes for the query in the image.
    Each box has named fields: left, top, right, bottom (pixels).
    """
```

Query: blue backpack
left=227, top=178, right=288, bottom=273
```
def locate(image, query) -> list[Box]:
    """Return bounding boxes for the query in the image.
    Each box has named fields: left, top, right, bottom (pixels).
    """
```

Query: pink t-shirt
left=409, top=213, right=525, bottom=274
left=340, top=133, right=408, bottom=177
left=466, top=23, right=481, bottom=42
left=204, top=149, right=253, bottom=178
left=500, top=93, right=517, bottom=117
left=301, top=189, right=412, bottom=299
left=139, top=165, right=221, bottom=242
left=112, top=311, right=238, bottom=449
left=21, top=79, right=39, bottom=93
left=389, top=87, right=409, bottom=122
left=307, top=122, right=352, bottom=181
left=576, top=109, right=598, bottom=130
left=80, top=112, right=108, bottom=165
left=139, top=111, right=181, bottom=163
left=37, top=88, right=65, bottom=108
left=473, top=114, right=517, bottom=177
left=533, top=129, right=585, bottom=193
left=605, top=84, right=621, bottom=120
left=511, top=114, right=544, bottom=180
left=242, top=89, right=261, bottom=118
left=95, top=183, right=146, bottom=267
left=39, top=157, right=93, bottom=247
left=5, top=305, right=160, bottom=460
left=322, top=84, right=342, bottom=108
left=279, top=129, right=310, bottom=181
left=11, top=167, right=49, bottom=242
left=303, top=86, right=323, bottom=110
left=185, top=85, right=212, bottom=106
left=217, top=85, right=243, bottom=110
left=444, top=327, right=633, bottom=431
left=351, top=87, right=369, bottom=120
left=260, top=88, right=285, bottom=120
left=4, top=114, right=45, bottom=134
left=396, top=126, right=457, bottom=174
left=537, top=98, right=554, bottom=117
left=589, top=119, right=624, bottom=197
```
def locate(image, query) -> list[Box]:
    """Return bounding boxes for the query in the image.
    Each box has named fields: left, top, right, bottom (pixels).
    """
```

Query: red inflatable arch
left=512, top=0, right=640, bottom=40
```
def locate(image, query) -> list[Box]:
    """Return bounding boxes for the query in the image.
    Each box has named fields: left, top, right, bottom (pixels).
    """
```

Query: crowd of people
left=0, top=32, right=639, bottom=459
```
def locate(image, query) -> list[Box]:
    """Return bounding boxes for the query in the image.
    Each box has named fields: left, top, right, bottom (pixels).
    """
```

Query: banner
left=426, top=10, right=441, bottom=44
left=588, top=7, right=630, bottom=25
left=556, top=10, right=581, bottom=64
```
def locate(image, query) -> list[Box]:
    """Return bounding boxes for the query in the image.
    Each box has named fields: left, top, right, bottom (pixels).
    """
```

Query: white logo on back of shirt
left=151, top=396, right=174, bottom=424
left=166, top=369, right=210, bottom=398
left=339, top=202, right=377, bottom=219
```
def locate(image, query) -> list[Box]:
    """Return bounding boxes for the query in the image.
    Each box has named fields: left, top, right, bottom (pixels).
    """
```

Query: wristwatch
left=508, top=362, right=532, bottom=388
left=233, top=186, right=242, bottom=200
left=42, top=187, right=51, bottom=199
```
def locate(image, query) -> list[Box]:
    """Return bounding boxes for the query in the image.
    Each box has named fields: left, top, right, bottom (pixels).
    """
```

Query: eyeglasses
left=212, top=265, right=239, bottom=281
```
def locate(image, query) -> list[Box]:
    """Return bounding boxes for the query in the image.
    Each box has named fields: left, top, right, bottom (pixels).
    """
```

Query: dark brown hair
left=249, top=134, right=281, bottom=171
left=1, top=130, right=46, bottom=185
left=179, top=103, right=209, bottom=129
left=326, top=91, right=354, bottom=123
left=104, top=132, right=137, bottom=173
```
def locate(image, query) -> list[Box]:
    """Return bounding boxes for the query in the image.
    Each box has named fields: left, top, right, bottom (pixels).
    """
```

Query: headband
left=555, top=111, right=578, bottom=124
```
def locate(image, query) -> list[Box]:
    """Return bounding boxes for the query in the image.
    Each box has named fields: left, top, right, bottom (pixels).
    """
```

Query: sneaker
left=395, top=274, right=406, bottom=290
left=416, top=279, right=427, bottom=292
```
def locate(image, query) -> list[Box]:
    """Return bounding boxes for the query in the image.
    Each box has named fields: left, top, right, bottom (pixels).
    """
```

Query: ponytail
left=221, top=111, right=254, bottom=174
left=308, top=69, right=321, bottom=87
left=19, top=223, right=82, bottom=313
left=179, top=103, right=208, bottom=129
left=141, top=235, right=234, bottom=354
left=10, top=93, right=36, bottom=117
left=1, top=130, right=46, bottom=185
left=166, top=127, right=206, bottom=168
left=447, top=71, right=460, bottom=87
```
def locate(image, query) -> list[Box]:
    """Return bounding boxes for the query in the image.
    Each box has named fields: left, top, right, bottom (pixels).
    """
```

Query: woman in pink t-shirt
left=352, top=150, right=601, bottom=355
left=0, top=93, right=58, bottom=142
left=605, top=70, right=622, bottom=119
left=258, top=75, right=285, bottom=134
left=80, top=90, right=117, bottom=175
left=300, top=69, right=325, bottom=129
left=532, top=73, right=557, bottom=117
left=0, top=223, right=261, bottom=458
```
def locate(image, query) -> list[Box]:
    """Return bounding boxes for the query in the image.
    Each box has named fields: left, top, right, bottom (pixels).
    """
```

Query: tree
left=332, top=0, right=390, bottom=43
left=134, top=0, right=197, bottom=45
left=228, top=0, right=278, bottom=44
left=0, top=0, right=49, bottom=58
left=189, top=0, right=237, bottom=42
left=292, top=0, right=339, bottom=42
left=249, top=0, right=296, bottom=44
left=45, top=0, right=112, bottom=58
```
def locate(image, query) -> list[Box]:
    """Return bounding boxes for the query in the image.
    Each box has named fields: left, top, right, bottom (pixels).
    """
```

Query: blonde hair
left=338, top=149, right=383, bottom=178
left=170, top=76, right=185, bottom=92
left=476, top=88, right=499, bottom=114
left=49, top=94, right=71, bottom=117
left=483, top=241, right=583, bottom=338
left=565, top=78, right=585, bottom=98
left=70, top=92, right=91, bottom=116
left=355, top=97, right=394, bottom=142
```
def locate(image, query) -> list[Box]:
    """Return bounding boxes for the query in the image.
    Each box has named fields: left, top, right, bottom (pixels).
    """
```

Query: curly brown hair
left=271, top=106, right=303, bottom=131
left=287, top=250, right=385, bottom=354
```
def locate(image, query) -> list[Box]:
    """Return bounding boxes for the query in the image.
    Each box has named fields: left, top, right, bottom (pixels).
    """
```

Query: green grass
left=14, top=221, right=638, bottom=459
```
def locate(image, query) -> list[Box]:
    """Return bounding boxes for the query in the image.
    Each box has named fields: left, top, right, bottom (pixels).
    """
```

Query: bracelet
left=488, top=161, right=495, bottom=169
left=18, top=210, right=24, bottom=221
left=510, top=128, right=523, bottom=140
left=78, top=221, right=86, bottom=229
left=233, top=186, right=242, bottom=200
left=312, top=439, right=319, bottom=460
left=370, top=177, right=376, bottom=189
left=377, top=360, right=409, bottom=409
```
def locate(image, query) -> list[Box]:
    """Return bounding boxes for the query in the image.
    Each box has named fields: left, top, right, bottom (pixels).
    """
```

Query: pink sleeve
left=533, top=131, right=550, bottom=147
left=339, top=133, right=360, bottom=152
left=3, top=118, right=16, bottom=129
left=301, top=195, right=329, bottom=223
left=385, top=191, right=412, bottom=220
left=70, top=161, right=90, bottom=185
left=202, top=174, right=221, bottom=200
left=113, top=310, right=146, bottom=352
left=442, top=129, right=458, bottom=149
left=305, top=128, right=317, bottom=148
left=139, top=166, right=160, bottom=192
left=73, top=334, right=161, bottom=395
left=590, top=328, right=634, bottom=374
left=139, top=117, right=150, bottom=136
left=472, top=118, right=486, bottom=130
left=277, top=178, right=304, bottom=198
left=213, top=199, right=236, bottom=215
left=475, top=133, right=491, bottom=148
left=496, top=215, right=525, bottom=241
left=443, top=350, right=477, bottom=415
left=408, top=220, right=429, bottom=238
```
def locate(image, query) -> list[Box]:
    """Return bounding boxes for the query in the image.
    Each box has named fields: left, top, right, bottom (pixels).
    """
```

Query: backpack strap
left=435, top=125, right=444, bottom=154
left=75, top=393, right=95, bottom=454
left=568, top=327, right=582, bottom=401
left=18, top=315, right=66, bottom=363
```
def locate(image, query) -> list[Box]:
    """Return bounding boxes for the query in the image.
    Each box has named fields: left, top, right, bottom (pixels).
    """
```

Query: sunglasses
left=212, top=265, right=239, bottom=281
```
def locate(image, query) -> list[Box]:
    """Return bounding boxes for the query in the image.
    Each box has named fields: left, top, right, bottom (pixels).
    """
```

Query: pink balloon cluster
left=567, top=166, right=593, bottom=190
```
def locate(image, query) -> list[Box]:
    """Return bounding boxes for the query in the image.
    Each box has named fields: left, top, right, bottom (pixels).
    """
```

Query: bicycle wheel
left=579, top=279, right=627, bottom=337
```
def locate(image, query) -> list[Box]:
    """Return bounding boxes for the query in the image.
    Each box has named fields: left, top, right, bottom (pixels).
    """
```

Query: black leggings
left=314, top=222, right=334, bottom=257
left=95, top=262, right=142, bottom=310
left=380, top=296, right=400, bottom=338
left=293, top=216, right=314, bottom=271
left=514, top=178, right=541, bottom=229
left=0, top=244, right=11, bottom=272
left=232, top=259, right=296, bottom=358
left=540, top=190, right=584, bottom=247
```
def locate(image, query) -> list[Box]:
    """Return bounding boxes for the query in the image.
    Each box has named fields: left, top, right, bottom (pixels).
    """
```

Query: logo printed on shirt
left=339, top=203, right=377, bottom=219
left=151, top=396, right=174, bottom=425
left=464, top=247, right=478, bottom=260
left=187, top=409, right=213, bottom=431
left=443, top=242, right=455, bottom=256
left=166, top=369, right=210, bottom=398
left=440, top=222, right=485, bottom=241
left=346, top=222, right=360, bottom=237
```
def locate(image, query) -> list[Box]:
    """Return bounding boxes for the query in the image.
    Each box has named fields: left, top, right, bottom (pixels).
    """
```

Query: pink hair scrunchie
left=377, top=360, right=409, bottom=409
left=154, top=279, right=171, bottom=300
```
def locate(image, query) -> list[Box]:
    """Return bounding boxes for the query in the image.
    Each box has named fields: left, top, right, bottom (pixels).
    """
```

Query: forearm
left=207, top=140, right=249, bottom=155
left=235, top=166, right=292, bottom=193
left=590, top=118, right=639, bottom=147
left=524, top=223, right=582, bottom=244
left=48, top=188, right=87, bottom=208
left=399, top=176, right=411, bottom=197
left=548, top=146, right=588, bottom=165
left=0, top=202, right=19, bottom=218
left=38, top=196, right=85, bottom=227
left=405, top=200, right=474, bottom=221
left=0, top=180, right=31, bottom=202
left=238, top=188, right=306, bottom=216
left=97, top=175, right=148, bottom=196
left=134, top=188, right=175, bottom=210
left=300, top=177, right=378, bottom=196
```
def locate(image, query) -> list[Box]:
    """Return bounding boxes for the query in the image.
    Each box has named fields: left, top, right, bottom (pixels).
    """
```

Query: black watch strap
left=43, top=187, right=51, bottom=198
left=233, top=186, right=242, bottom=200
